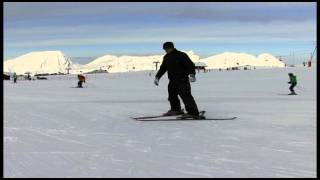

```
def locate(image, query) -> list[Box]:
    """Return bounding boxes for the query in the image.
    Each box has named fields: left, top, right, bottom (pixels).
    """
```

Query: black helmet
left=288, top=73, right=293, bottom=76
left=163, top=42, right=174, bottom=49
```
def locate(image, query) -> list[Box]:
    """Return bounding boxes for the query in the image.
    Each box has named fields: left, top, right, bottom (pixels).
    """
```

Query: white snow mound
left=3, top=51, right=71, bottom=75
left=200, top=52, right=285, bottom=69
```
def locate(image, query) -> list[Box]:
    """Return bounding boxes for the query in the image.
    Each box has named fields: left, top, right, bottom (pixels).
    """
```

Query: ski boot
left=179, top=111, right=206, bottom=120
left=163, top=109, right=185, bottom=116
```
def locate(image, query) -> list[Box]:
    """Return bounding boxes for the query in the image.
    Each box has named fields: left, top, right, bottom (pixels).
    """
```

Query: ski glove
left=189, top=74, right=196, bottom=83
left=154, top=77, right=159, bottom=86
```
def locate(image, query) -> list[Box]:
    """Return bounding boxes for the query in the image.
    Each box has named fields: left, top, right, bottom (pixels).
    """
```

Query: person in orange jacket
left=77, top=71, right=86, bottom=88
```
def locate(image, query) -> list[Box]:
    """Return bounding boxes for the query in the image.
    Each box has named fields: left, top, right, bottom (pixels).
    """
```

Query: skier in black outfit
left=154, top=42, right=200, bottom=118
left=288, top=73, right=297, bottom=95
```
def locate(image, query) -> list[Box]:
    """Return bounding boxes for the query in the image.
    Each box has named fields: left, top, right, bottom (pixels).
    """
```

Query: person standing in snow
left=13, top=72, right=17, bottom=83
left=77, top=71, right=86, bottom=88
left=154, top=42, right=200, bottom=119
left=288, top=73, right=297, bottom=95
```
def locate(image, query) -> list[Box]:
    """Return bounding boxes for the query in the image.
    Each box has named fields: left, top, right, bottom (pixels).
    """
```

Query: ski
left=134, top=117, right=237, bottom=121
left=131, top=109, right=185, bottom=120
left=132, top=115, right=172, bottom=120
left=133, top=110, right=236, bottom=121
left=277, top=93, right=298, bottom=96
left=131, top=114, right=181, bottom=120
left=70, top=86, right=87, bottom=88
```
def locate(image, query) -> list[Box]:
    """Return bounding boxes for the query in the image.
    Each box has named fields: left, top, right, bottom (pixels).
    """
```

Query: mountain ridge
left=3, top=50, right=285, bottom=75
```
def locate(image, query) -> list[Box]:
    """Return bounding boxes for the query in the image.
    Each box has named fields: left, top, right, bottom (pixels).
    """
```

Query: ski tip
left=131, top=116, right=143, bottom=120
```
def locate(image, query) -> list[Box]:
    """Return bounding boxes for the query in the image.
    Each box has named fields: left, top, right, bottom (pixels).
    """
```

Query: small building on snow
left=194, top=62, right=207, bottom=72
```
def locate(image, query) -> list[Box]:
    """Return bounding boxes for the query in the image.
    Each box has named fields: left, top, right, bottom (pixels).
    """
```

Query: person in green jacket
left=13, top=72, right=17, bottom=83
left=288, top=73, right=297, bottom=95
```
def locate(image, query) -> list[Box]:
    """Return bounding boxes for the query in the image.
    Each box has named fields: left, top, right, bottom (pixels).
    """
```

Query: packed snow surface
left=4, top=66, right=316, bottom=178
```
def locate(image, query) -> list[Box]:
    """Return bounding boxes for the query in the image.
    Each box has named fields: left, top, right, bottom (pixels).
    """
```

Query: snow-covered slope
left=3, top=51, right=71, bottom=75
left=4, top=67, right=316, bottom=177
left=79, top=51, right=200, bottom=73
left=257, top=53, right=286, bottom=67
left=200, top=52, right=285, bottom=69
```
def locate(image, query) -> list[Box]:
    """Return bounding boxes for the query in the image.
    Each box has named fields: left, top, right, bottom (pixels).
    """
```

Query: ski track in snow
left=4, top=67, right=316, bottom=177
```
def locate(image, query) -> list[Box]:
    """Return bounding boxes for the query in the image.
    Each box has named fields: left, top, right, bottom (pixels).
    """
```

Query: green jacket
left=13, top=73, right=17, bottom=78
left=290, top=75, right=297, bottom=84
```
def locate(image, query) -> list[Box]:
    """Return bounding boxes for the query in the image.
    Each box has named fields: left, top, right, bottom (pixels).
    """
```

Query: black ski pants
left=168, top=80, right=199, bottom=115
left=289, top=83, right=297, bottom=93
left=78, top=81, right=83, bottom=88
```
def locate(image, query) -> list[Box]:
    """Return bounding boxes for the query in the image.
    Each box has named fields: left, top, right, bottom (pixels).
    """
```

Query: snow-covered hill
left=79, top=51, right=200, bottom=73
left=77, top=51, right=284, bottom=73
left=3, top=50, right=285, bottom=75
left=3, top=51, right=71, bottom=75
left=200, top=52, right=285, bottom=69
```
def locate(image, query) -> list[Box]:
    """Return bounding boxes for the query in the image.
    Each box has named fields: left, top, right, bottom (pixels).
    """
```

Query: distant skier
left=288, top=73, right=297, bottom=95
left=77, top=71, right=86, bottom=88
left=154, top=42, right=200, bottom=119
left=13, top=72, right=17, bottom=83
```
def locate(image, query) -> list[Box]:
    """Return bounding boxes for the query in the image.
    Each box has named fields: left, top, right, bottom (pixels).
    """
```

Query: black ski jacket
left=156, top=49, right=196, bottom=82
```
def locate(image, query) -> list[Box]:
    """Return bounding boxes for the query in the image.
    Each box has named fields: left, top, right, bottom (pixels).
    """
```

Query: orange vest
left=78, top=74, right=85, bottom=82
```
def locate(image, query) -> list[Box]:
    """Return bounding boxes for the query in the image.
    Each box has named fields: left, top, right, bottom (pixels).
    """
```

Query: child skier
left=288, top=73, right=297, bottom=95
left=13, top=72, right=17, bottom=83
left=77, top=72, right=86, bottom=88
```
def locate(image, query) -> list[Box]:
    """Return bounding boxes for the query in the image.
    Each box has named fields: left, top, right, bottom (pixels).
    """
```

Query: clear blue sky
left=4, top=2, right=317, bottom=64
